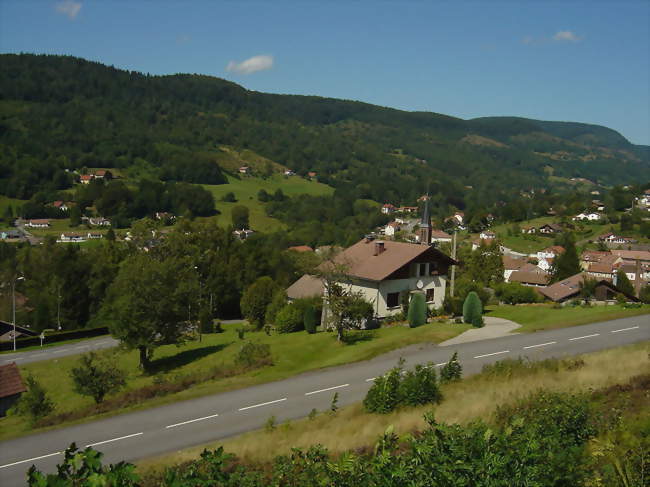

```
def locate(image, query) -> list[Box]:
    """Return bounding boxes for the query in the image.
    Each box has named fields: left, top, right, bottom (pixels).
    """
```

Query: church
left=286, top=200, right=457, bottom=319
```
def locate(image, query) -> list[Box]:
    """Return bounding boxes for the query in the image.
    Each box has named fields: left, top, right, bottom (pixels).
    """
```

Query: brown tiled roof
left=325, top=238, right=456, bottom=282
left=538, top=273, right=586, bottom=301
left=610, top=250, right=650, bottom=262
left=509, top=270, right=550, bottom=286
left=286, top=274, right=324, bottom=299
left=581, top=250, right=611, bottom=262
left=541, top=246, right=565, bottom=255
left=502, top=256, right=527, bottom=271
left=0, top=363, right=26, bottom=398
left=288, top=245, right=314, bottom=252
left=431, top=229, right=452, bottom=239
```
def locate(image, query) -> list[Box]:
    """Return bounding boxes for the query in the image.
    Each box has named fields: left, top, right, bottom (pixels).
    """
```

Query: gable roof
left=610, top=250, right=650, bottom=262
left=288, top=245, right=314, bottom=252
left=325, top=238, right=456, bottom=282
left=286, top=274, right=324, bottom=299
left=431, top=229, right=452, bottom=239
left=509, top=270, right=550, bottom=286
left=0, top=363, right=26, bottom=398
left=502, top=255, right=528, bottom=271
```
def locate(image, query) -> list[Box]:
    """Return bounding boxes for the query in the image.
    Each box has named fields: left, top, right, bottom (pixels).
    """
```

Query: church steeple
left=419, top=195, right=432, bottom=245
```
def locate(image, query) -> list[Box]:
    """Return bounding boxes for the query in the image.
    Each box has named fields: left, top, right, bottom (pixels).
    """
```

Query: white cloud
left=55, top=0, right=82, bottom=20
left=553, top=30, right=581, bottom=42
left=226, top=55, right=274, bottom=75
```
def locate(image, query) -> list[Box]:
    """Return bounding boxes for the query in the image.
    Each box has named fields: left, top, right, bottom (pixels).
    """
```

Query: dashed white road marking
left=523, top=341, right=556, bottom=350
left=85, top=432, right=143, bottom=448
left=305, top=384, right=349, bottom=396
left=611, top=326, right=639, bottom=333
left=166, top=413, right=219, bottom=429
left=569, top=333, right=600, bottom=341
left=238, top=398, right=287, bottom=411
left=474, top=350, right=509, bottom=359
left=0, top=451, right=62, bottom=469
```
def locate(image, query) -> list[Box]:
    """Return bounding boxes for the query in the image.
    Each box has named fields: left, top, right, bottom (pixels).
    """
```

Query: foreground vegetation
left=1, top=321, right=468, bottom=441
left=31, top=343, right=649, bottom=486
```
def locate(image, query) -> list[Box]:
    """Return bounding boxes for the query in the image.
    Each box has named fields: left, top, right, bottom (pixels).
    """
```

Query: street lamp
left=12, top=276, right=25, bottom=351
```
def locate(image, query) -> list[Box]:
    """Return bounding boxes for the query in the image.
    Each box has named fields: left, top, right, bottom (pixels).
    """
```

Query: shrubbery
left=494, top=282, right=539, bottom=304
left=274, top=304, right=304, bottom=333
left=462, top=291, right=483, bottom=327
left=363, top=359, right=441, bottom=414
left=439, top=351, right=462, bottom=383
left=12, top=376, right=55, bottom=424
left=70, top=352, right=126, bottom=404
left=234, top=341, right=272, bottom=368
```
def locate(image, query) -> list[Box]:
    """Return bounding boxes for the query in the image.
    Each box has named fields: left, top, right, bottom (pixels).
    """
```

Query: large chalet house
left=287, top=202, right=456, bottom=319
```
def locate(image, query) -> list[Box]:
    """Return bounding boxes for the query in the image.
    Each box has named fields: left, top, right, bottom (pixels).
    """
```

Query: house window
left=386, top=292, right=400, bottom=308
left=426, top=288, right=435, bottom=302
left=418, top=263, right=427, bottom=277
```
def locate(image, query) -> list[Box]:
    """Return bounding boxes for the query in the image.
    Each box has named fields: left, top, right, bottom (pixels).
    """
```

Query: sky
left=1, top=0, right=649, bottom=145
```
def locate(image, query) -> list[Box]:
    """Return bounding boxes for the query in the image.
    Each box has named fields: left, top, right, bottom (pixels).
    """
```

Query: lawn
left=27, top=218, right=111, bottom=240
left=203, top=174, right=333, bottom=232
left=138, top=341, right=650, bottom=472
left=0, top=321, right=468, bottom=441
left=487, top=303, right=650, bottom=333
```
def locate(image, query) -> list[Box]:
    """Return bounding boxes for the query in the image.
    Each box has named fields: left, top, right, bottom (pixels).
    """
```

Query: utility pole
left=450, top=230, right=457, bottom=297
left=12, top=276, right=24, bottom=351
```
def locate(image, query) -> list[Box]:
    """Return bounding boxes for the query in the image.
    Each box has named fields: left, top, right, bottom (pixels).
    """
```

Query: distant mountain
left=0, top=53, right=647, bottom=210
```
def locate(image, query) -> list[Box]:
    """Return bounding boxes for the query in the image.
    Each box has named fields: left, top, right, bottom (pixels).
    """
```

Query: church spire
left=419, top=194, right=431, bottom=245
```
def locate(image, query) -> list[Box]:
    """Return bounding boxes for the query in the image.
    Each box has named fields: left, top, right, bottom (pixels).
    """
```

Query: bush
left=13, top=376, right=55, bottom=423
left=407, top=293, right=427, bottom=328
left=303, top=305, right=317, bottom=334
left=639, top=285, right=650, bottom=304
left=440, top=351, right=462, bottom=383
left=495, top=282, right=539, bottom=304
left=234, top=341, right=272, bottom=368
left=70, top=352, right=126, bottom=403
left=463, top=291, right=483, bottom=326
left=363, top=359, right=441, bottom=413
left=265, top=290, right=287, bottom=326
left=274, top=304, right=304, bottom=333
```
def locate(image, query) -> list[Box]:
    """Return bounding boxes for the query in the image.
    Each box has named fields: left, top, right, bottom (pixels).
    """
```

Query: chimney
left=634, top=259, right=642, bottom=297
left=374, top=241, right=385, bottom=256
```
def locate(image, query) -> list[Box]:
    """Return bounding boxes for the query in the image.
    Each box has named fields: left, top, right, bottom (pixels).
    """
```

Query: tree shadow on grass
left=148, top=342, right=233, bottom=374
left=341, top=330, right=376, bottom=345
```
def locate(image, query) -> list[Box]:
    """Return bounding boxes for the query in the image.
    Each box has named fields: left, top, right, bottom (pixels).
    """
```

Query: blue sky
left=1, top=1, right=649, bottom=144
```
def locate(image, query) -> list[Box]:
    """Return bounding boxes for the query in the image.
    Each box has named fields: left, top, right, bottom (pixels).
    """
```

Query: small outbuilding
left=0, top=362, right=27, bottom=417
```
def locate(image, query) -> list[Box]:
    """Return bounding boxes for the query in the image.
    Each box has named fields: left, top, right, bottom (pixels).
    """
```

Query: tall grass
left=138, top=342, right=649, bottom=472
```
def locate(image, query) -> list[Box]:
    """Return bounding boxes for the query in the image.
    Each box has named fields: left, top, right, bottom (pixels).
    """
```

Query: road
left=1, top=336, right=119, bottom=365
left=0, top=316, right=648, bottom=486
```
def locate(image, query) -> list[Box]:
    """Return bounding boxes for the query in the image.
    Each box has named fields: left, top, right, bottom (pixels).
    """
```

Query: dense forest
left=1, top=54, right=648, bottom=218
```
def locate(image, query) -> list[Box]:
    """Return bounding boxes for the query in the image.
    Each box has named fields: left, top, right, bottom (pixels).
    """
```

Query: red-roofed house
left=381, top=204, right=396, bottom=215
left=79, top=174, right=94, bottom=184
left=384, top=221, right=401, bottom=237
left=0, top=363, right=26, bottom=416
left=288, top=245, right=314, bottom=253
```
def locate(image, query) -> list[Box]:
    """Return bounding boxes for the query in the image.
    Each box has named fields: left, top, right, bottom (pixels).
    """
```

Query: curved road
left=0, top=316, right=648, bottom=486
left=1, top=336, right=119, bottom=366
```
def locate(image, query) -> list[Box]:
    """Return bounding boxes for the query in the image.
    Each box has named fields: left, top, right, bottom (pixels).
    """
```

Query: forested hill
left=1, top=53, right=648, bottom=210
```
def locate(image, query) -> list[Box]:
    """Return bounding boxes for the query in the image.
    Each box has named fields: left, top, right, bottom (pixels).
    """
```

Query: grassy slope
left=0, top=321, right=467, bottom=441
left=203, top=174, right=333, bottom=231
left=138, top=341, right=650, bottom=471
left=487, top=303, right=650, bottom=333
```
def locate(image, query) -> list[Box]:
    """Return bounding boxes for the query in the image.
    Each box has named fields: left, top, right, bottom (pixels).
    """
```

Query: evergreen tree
left=407, top=293, right=427, bottom=328
left=462, top=291, right=483, bottom=327
left=551, top=233, right=581, bottom=282
left=615, top=269, right=635, bottom=297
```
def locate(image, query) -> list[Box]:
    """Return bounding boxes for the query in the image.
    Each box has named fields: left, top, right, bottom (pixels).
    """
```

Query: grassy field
left=487, top=303, right=650, bottom=333
left=138, top=341, right=650, bottom=471
left=203, top=174, right=333, bottom=231
left=0, top=321, right=468, bottom=441
left=0, top=195, right=27, bottom=229
left=489, top=216, right=556, bottom=254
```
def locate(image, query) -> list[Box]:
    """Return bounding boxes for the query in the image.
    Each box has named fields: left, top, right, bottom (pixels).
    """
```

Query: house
left=573, top=212, right=601, bottom=221
left=51, top=201, right=69, bottom=212
left=609, top=250, right=650, bottom=264
left=25, top=219, right=50, bottom=228
left=87, top=232, right=103, bottom=240
left=398, top=206, right=418, bottom=213
left=479, top=231, right=496, bottom=240
left=94, top=170, right=108, bottom=179
left=430, top=229, right=452, bottom=244
left=238, top=166, right=250, bottom=175
left=521, top=226, right=537, bottom=234
left=0, top=229, right=24, bottom=240
left=288, top=245, right=314, bottom=252
left=287, top=274, right=325, bottom=301
left=79, top=174, right=94, bottom=184
left=538, top=223, right=563, bottom=234
left=284, top=169, right=295, bottom=176
left=615, top=263, right=650, bottom=289
left=537, top=246, right=565, bottom=261
left=89, top=217, right=111, bottom=227
left=233, top=229, right=254, bottom=240
left=294, top=237, right=456, bottom=320
left=502, top=255, right=528, bottom=281
left=538, top=273, right=639, bottom=303
left=381, top=204, right=396, bottom=215
left=0, top=320, right=38, bottom=342
left=307, top=171, right=317, bottom=179
left=384, top=221, right=401, bottom=237
left=0, top=363, right=27, bottom=417
left=581, top=252, right=619, bottom=280
left=155, top=212, right=176, bottom=222
left=508, top=269, right=550, bottom=287
left=598, top=233, right=636, bottom=245
left=58, top=233, right=86, bottom=243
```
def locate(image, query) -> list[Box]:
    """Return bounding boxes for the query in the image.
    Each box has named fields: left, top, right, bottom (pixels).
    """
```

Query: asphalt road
left=0, top=316, right=648, bottom=486
left=1, top=336, right=119, bottom=366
